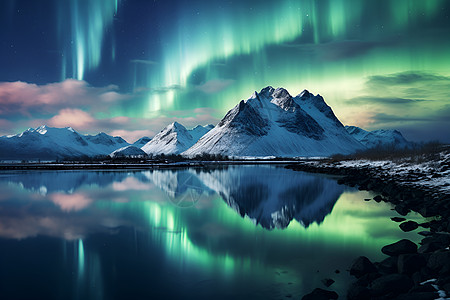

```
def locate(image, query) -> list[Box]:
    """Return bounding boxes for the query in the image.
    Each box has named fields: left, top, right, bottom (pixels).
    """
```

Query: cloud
left=110, top=129, right=155, bottom=143
left=48, top=108, right=96, bottom=128
left=347, top=96, right=425, bottom=105
left=0, top=79, right=130, bottom=117
left=130, top=59, right=158, bottom=65
left=134, top=84, right=183, bottom=94
left=367, top=71, right=450, bottom=86
left=196, top=79, right=235, bottom=94
left=50, top=193, right=93, bottom=212
left=281, top=39, right=395, bottom=61
left=370, top=113, right=432, bottom=123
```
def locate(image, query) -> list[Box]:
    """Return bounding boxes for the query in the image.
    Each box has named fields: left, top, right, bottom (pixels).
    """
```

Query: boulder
left=400, top=221, right=419, bottom=232
left=347, top=284, right=370, bottom=300
left=397, top=254, right=426, bottom=275
left=321, top=278, right=335, bottom=288
left=301, top=288, right=338, bottom=300
left=350, top=256, right=377, bottom=278
left=370, top=274, right=413, bottom=297
left=382, top=239, right=417, bottom=256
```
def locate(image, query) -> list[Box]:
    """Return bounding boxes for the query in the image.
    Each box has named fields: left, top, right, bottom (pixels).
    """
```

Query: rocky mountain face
left=184, top=86, right=365, bottom=157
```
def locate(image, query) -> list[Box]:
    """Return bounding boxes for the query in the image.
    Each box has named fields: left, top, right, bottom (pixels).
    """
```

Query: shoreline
left=286, top=158, right=450, bottom=299
left=0, top=160, right=304, bottom=171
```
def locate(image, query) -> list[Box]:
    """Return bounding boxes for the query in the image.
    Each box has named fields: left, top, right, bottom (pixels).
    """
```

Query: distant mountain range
left=141, top=123, right=214, bottom=155
left=0, top=125, right=128, bottom=160
left=0, top=87, right=412, bottom=160
left=345, top=125, right=411, bottom=149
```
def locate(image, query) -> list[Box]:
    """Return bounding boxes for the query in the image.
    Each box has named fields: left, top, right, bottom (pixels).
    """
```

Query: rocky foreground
left=287, top=146, right=450, bottom=299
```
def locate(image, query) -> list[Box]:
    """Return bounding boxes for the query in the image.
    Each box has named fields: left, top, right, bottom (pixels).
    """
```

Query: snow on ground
left=306, top=150, right=450, bottom=194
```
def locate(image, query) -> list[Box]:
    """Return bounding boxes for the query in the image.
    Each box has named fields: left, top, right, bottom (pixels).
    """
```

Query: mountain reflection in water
left=0, top=166, right=423, bottom=300
left=0, top=166, right=342, bottom=232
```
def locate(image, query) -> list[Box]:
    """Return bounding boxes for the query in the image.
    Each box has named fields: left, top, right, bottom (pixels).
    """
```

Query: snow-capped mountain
left=110, top=145, right=147, bottom=158
left=184, top=87, right=365, bottom=157
left=0, top=125, right=130, bottom=160
left=141, top=122, right=214, bottom=155
left=345, top=126, right=411, bottom=149
left=132, top=137, right=151, bottom=147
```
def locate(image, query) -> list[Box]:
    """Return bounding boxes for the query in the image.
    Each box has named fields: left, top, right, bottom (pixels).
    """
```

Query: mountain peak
left=272, top=87, right=291, bottom=99
left=36, top=125, right=49, bottom=134
left=297, top=89, right=311, bottom=99
left=259, top=86, right=275, bottom=96
left=142, top=121, right=212, bottom=155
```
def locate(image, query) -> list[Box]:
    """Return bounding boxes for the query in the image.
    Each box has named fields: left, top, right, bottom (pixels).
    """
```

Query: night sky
left=0, top=0, right=449, bottom=143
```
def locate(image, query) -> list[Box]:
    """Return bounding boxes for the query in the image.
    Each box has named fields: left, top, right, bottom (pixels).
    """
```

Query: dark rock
left=429, top=233, right=450, bottom=248
left=443, top=282, right=450, bottom=293
left=353, top=272, right=382, bottom=287
left=400, top=221, right=419, bottom=232
left=437, top=276, right=450, bottom=287
left=418, top=231, right=433, bottom=236
left=391, top=217, right=407, bottom=222
left=370, top=274, right=413, bottom=297
left=419, top=222, right=431, bottom=229
left=382, top=239, right=417, bottom=256
left=377, top=256, right=398, bottom=274
left=427, top=250, right=450, bottom=274
left=394, top=292, right=437, bottom=300
left=395, top=204, right=410, bottom=216
left=397, top=254, right=426, bottom=275
left=410, top=283, right=436, bottom=293
left=419, top=206, right=439, bottom=218
left=373, top=195, right=383, bottom=202
left=347, top=284, right=370, bottom=300
left=418, top=242, right=445, bottom=253
left=350, top=256, right=377, bottom=278
left=321, top=278, right=335, bottom=287
left=301, top=288, right=338, bottom=300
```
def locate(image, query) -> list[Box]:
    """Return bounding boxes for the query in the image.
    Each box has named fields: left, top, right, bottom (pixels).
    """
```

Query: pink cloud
left=48, top=108, right=96, bottom=129
left=112, top=177, right=152, bottom=191
left=110, top=129, right=155, bottom=143
left=0, top=79, right=128, bottom=117
left=50, top=193, right=92, bottom=212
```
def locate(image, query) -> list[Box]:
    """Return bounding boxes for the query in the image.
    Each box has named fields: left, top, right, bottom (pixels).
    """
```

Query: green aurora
left=0, top=0, right=449, bottom=141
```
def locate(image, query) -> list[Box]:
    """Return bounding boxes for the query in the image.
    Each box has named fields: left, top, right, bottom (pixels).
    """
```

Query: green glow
left=78, top=238, right=85, bottom=276
left=59, top=0, right=119, bottom=80
left=129, top=0, right=450, bottom=132
left=0, top=169, right=429, bottom=297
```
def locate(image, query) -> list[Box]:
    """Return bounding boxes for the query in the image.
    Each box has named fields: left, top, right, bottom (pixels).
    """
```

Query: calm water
left=0, top=165, right=423, bottom=300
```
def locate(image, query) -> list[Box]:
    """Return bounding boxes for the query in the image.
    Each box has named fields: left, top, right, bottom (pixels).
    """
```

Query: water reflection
left=0, top=166, right=424, bottom=299
left=0, top=166, right=343, bottom=230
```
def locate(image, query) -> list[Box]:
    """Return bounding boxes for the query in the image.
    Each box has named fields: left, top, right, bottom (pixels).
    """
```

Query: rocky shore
left=286, top=150, right=450, bottom=299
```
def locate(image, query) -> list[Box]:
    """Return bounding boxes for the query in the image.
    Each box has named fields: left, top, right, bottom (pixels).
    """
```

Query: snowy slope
left=0, top=125, right=130, bottom=160
left=184, top=87, right=365, bottom=157
left=345, top=126, right=411, bottom=149
left=141, top=122, right=213, bottom=155
left=110, top=145, right=147, bottom=158
left=133, top=137, right=151, bottom=147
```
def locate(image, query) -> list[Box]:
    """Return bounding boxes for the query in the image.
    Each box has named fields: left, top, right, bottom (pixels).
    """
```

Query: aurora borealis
left=0, top=0, right=449, bottom=142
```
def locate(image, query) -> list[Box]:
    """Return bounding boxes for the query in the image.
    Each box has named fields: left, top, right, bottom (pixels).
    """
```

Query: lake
left=0, top=165, right=424, bottom=299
